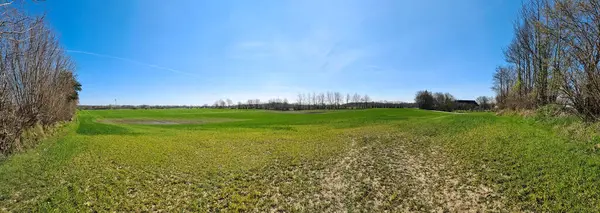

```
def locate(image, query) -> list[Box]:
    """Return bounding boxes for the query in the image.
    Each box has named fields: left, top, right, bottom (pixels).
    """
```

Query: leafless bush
left=0, top=2, right=80, bottom=154
left=494, top=0, right=600, bottom=121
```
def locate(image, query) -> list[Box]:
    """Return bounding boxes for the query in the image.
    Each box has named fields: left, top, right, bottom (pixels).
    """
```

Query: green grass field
left=1, top=108, right=600, bottom=211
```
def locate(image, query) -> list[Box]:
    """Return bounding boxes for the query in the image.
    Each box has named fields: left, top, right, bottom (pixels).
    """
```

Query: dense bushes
left=0, top=3, right=80, bottom=155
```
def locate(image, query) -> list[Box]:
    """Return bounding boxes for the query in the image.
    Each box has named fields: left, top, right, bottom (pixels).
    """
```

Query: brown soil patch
left=314, top=134, right=507, bottom=212
left=259, top=133, right=508, bottom=212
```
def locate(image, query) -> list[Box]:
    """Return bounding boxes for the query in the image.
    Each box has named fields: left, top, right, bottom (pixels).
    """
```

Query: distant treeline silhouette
left=79, top=92, right=417, bottom=111
left=80, top=90, right=496, bottom=112
left=79, top=101, right=416, bottom=111
left=212, top=92, right=415, bottom=110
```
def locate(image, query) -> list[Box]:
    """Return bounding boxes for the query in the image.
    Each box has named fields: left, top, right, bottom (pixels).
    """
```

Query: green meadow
left=2, top=108, right=600, bottom=211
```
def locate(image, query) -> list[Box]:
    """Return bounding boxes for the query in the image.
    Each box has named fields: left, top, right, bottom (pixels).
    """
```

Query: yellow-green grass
left=1, top=108, right=599, bottom=211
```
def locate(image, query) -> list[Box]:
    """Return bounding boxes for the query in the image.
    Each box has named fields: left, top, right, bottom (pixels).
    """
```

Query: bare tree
left=246, top=99, right=253, bottom=109
left=254, top=99, right=260, bottom=109
left=363, top=94, right=371, bottom=108
left=346, top=93, right=351, bottom=105
left=318, top=93, right=325, bottom=108
left=492, top=66, right=516, bottom=108
left=476, top=96, right=492, bottom=110
left=492, top=0, right=600, bottom=120
left=312, top=92, right=317, bottom=110
left=296, top=93, right=303, bottom=110
left=352, top=93, right=361, bottom=106
left=1, top=3, right=81, bottom=154
left=326, top=91, right=334, bottom=109
left=433, top=92, right=455, bottom=111
left=552, top=0, right=600, bottom=120
left=334, top=92, right=342, bottom=109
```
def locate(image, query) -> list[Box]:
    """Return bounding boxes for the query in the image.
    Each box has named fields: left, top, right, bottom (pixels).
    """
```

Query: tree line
left=0, top=2, right=81, bottom=155
left=78, top=105, right=199, bottom=110
left=414, top=90, right=493, bottom=111
left=213, top=92, right=415, bottom=110
left=492, top=0, right=600, bottom=121
left=92, top=90, right=494, bottom=112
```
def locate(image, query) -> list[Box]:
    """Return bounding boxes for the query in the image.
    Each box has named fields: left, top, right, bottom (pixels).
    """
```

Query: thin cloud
left=231, top=31, right=367, bottom=75
left=66, top=50, right=198, bottom=78
left=238, top=41, right=266, bottom=48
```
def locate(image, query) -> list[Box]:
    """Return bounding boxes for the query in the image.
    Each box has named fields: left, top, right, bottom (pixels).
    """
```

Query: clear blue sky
left=28, top=0, right=521, bottom=105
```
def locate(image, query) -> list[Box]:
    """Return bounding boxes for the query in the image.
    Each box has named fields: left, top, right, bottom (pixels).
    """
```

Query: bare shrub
left=0, top=2, right=80, bottom=155
left=494, top=0, right=600, bottom=121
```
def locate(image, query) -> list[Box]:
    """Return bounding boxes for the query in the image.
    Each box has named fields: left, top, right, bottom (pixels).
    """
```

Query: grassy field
left=1, top=108, right=600, bottom=211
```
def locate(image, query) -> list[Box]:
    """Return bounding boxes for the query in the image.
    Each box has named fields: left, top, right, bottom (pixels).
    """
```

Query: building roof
left=454, top=100, right=479, bottom=106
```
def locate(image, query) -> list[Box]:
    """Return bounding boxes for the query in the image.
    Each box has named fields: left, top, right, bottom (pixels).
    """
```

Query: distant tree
left=326, top=92, right=334, bottom=109
left=415, top=90, right=435, bottom=110
left=254, top=99, right=260, bottom=109
left=334, top=92, right=342, bottom=109
left=352, top=93, right=361, bottom=108
left=492, top=66, right=515, bottom=108
left=346, top=93, right=351, bottom=105
left=433, top=92, right=455, bottom=111
left=363, top=94, right=371, bottom=108
left=283, top=98, right=289, bottom=110
left=312, top=92, right=317, bottom=110
left=476, top=96, right=492, bottom=110
left=296, top=93, right=303, bottom=110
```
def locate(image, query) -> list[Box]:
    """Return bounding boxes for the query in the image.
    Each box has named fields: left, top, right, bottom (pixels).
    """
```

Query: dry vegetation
left=0, top=1, right=81, bottom=155
left=493, top=0, right=600, bottom=121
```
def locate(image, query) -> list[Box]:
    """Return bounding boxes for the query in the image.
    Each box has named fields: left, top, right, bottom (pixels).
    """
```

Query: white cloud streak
left=66, top=50, right=199, bottom=78
left=230, top=30, right=367, bottom=76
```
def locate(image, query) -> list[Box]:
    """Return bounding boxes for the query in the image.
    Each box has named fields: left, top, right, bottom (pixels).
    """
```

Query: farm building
left=454, top=100, right=479, bottom=110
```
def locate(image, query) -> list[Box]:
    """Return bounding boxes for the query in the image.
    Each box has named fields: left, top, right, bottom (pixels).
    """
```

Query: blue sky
left=28, top=0, right=521, bottom=105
